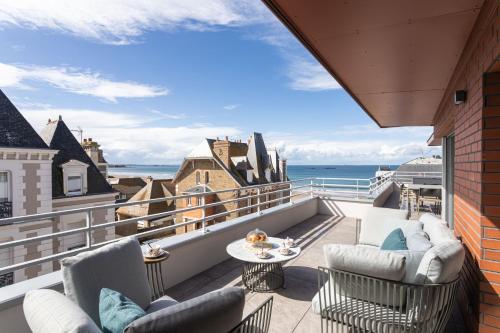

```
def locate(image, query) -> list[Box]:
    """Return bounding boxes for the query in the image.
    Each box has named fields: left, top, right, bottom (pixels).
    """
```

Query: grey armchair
left=315, top=266, right=459, bottom=333
left=23, top=238, right=273, bottom=333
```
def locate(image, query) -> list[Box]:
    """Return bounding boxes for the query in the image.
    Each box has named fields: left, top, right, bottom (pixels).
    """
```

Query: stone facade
left=174, top=135, right=289, bottom=234
left=0, top=148, right=56, bottom=284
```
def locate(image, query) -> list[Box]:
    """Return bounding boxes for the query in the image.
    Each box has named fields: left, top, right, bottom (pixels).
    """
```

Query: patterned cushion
left=23, top=289, right=102, bottom=333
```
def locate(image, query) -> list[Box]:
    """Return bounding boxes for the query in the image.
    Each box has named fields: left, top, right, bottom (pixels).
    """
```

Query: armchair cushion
left=99, top=288, right=146, bottom=333
left=146, top=295, right=178, bottom=314
left=23, top=289, right=102, bottom=333
left=415, top=240, right=465, bottom=284
left=61, top=238, right=151, bottom=327
left=125, top=287, right=245, bottom=333
left=323, top=244, right=406, bottom=281
left=419, top=213, right=455, bottom=245
left=359, top=208, right=419, bottom=247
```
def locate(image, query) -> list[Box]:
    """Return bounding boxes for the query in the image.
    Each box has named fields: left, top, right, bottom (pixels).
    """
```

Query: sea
left=108, top=164, right=400, bottom=180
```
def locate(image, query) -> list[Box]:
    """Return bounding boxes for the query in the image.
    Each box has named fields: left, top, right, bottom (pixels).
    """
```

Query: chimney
left=279, top=159, right=287, bottom=182
left=213, top=139, right=231, bottom=168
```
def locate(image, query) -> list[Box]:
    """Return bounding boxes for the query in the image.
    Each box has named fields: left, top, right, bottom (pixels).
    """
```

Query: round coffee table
left=226, top=237, right=301, bottom=292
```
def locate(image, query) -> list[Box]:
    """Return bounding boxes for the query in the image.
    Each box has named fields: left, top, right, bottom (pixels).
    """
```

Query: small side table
left=143, top=251, right=170, bottom=301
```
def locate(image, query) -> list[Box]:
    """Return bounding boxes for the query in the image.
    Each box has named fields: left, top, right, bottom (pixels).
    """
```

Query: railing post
left=322, top=178, right=325, bottom=191
left=85, top=209, right=92, bottom=248
left=201, top=194, right=207, bottom=233
left=257, top=187, right=261, bottom=215
left=310, top=179, right=314, bottom=198
left=356, top=179, right=359, bottom=199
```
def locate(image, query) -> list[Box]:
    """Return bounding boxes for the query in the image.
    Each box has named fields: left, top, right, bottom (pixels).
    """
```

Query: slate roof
left=0, top=89, right=49, bottom=149
left=174, top=132, right=283, bottom=187
left=246, top=132, right=272, bottom=183
left=41, top=117, right=114, bottom=198
left=116, top=179, right=175, bottom=217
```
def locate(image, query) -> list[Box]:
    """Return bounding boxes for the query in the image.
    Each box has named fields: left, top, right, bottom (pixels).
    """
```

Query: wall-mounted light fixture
left=454, top=90, right=467, bottom=105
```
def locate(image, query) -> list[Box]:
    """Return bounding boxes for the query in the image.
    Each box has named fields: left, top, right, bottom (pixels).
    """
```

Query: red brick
left=483, top=238, right=500, bottom=249
left=481, top=259, right=500, bottom=272
left=480, top=303, right=500, bottom=317
left=484, top=314, right=500, bottom=329
left=485, top=250, right=500, bottom=261
left=480, top=323, right=500, bottom=333
left=484, top=293, right=500, bottom=305
left=484, top=228, right=500, bottom=239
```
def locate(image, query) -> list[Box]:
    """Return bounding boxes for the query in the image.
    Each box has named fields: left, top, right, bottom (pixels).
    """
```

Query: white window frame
left=61, top=160, right=89, bottom=197
left=0, top=171, right=11, bottom=202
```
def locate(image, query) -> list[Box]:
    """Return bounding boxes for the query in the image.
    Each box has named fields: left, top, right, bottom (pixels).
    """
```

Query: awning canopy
left=262, top=0, right=483, bottom=127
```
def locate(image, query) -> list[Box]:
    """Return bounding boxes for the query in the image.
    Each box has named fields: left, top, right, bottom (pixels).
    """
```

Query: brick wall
left=433, top=1, right=500, bottom=332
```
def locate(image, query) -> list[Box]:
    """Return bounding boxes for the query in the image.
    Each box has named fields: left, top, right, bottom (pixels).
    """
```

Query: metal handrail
left=0, top=175, right=396, bottom=276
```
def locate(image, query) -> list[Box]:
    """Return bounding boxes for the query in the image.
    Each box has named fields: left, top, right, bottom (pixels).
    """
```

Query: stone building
left=0, top=90, right=117, bottom=286
left=108, top=177, right=147, bottom=203
left=41, top=116, right=116, bottom=270
left=115, top=178, right=175, bottom=240
left=173, top=133, right=288, bottom=234
left=0, top=90, right=58, bottom=286
left=82, top=138, right=108, bottom=178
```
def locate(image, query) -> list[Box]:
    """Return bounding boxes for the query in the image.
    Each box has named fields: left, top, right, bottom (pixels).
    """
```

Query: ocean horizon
left=108, top=164, right=400, bottom=180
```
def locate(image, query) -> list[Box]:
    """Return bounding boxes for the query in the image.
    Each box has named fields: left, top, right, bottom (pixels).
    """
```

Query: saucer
left=144, top=250, right=165, bottom=259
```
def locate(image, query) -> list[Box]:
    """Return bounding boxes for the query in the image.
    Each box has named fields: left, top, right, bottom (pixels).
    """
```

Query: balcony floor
left=166, top=214, right=466, bottom=332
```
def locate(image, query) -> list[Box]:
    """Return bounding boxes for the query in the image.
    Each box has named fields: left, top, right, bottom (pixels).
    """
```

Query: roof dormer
left=60, top=160, right=89, bottom=196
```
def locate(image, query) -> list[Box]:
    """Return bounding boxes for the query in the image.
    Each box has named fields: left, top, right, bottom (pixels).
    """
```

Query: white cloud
left=0, top=0, right=269, bottom=44
left=288, top=58, right=342, bottom=91
left=265, top=126, right=440, bottom=165
left=149, top=109, right=186, bottom=120
left=21, top=107, right=240, bottom=164
left=223, top=104, right=240, bottom=110
left=0, top=62, right=168, bottom=102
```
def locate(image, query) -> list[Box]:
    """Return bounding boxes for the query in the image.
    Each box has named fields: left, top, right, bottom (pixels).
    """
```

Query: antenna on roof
left=70, top=126, right=83, bottom=144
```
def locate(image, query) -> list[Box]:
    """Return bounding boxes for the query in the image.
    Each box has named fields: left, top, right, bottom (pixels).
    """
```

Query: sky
left=0, top=0, right=440, bottom=165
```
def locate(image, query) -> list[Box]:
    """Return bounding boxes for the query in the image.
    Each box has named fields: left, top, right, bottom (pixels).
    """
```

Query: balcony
left=0, top=201, right=12, bottom=220
left=0, top=174, right=456, bottom=332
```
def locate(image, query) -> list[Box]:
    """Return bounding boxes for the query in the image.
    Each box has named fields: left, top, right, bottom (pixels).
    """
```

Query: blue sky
left=0, top=1, right=439, bottom=164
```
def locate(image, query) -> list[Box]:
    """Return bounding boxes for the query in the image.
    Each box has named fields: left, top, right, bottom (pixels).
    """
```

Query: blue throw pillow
left=381, top=228, right=408, bottom=250
left=99, top=288, right=146, bottom=333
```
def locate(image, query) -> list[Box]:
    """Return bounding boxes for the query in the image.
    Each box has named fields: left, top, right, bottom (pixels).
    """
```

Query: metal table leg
left=242, top=262, right=284, bottom=292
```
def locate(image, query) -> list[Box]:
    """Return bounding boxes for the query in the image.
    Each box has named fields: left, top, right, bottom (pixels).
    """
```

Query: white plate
left=144, top=250, right=165, bottom=259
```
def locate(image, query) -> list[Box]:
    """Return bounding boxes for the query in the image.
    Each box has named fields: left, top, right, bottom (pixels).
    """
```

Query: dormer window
left=195, top=171, right=201, bottom=185
left=67, top=176, right=83, bottom=195
left=61, top=160, right=89, bottom=196
left=205, top=171, right=210, bottom=184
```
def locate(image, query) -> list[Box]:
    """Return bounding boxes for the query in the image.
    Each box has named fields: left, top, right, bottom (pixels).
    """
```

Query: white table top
left=226, top=237, right=301, bottom=264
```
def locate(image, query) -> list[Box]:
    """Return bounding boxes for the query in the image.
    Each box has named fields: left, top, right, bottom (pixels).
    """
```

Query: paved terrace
left=166, top=215, right=465, bottom=333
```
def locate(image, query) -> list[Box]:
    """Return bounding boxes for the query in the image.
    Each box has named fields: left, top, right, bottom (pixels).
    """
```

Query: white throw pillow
left=415, top=240, right=465, bottom=284
left=420, top=213, right=455, bottom=245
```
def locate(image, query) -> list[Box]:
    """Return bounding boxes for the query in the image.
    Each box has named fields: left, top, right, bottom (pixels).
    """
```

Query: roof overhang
left=262, top=0, right=483, bottom=127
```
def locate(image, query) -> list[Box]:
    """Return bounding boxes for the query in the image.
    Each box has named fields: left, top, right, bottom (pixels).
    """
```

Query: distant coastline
left=108, top=164, right=400, bottom=181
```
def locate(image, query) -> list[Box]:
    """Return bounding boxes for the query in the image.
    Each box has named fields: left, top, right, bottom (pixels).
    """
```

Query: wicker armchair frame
left=317, top=267, right=459, bottom=333
left=230, top=296, right=274, bottom=333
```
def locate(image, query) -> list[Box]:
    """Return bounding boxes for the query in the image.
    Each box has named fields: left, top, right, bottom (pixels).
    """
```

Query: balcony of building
left=0, top=173, right=461, bottom=333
